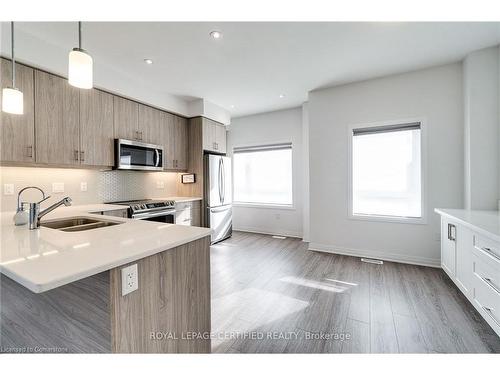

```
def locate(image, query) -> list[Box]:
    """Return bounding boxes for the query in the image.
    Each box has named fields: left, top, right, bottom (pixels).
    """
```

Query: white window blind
left=351, top=122, right=422, bottom=219
left=233, top=143, right=293, bottom=206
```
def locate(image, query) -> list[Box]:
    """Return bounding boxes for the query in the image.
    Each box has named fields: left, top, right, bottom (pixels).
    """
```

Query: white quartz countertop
left=435, top=208, right=500, bottom=243
left=0, top=204, right=211, bottom=293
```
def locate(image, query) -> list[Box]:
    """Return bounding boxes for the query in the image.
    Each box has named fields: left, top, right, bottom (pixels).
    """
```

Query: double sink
left=41, top=217, right=123, bottom=232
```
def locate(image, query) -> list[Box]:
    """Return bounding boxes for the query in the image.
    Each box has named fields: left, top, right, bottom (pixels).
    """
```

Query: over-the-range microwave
left=115, top=139, right=164, bottom=171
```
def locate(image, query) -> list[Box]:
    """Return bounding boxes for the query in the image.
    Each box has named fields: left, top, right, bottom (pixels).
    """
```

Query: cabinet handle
left=481, top=306, right=500, bottom=327
left=80, top=150, right=85, bottom=162
left=27, top=145, right=33, bottom=158
left=481, top=276, right=500, bottom=294
left=74, top=150, right=79, bottom=161
left=447, top=223, right=456, bottom=241
left=480, top=247, right=500, bottom=262
left=139, top=131, right=143, bottom=140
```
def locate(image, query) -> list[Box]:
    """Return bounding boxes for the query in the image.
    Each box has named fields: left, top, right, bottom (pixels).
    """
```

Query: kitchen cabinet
left=173, top=116, right=188, bottom=170
left=202, top=118, right=226, bottom=154
left=0, top=58, right=35, bottom=163
left=441, top=217, right=457, bottom=277
left=175, top=200, right=201, bottom=227
left=113, top=96, right=139, bottom=141
left=436, top=209, right=500, bottom=337
left=79, top=89, right=114, bottom=167
left=162, top=113, right=188, bottom=171
left=138, top=104, right=162, bottom=144
left=35, top=70, right=80, bottom=165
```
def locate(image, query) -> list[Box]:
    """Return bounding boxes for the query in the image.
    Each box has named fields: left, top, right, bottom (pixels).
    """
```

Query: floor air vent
left=361, top=258, right=384, bottom=265
left=272, top=235, right=287, bottom=240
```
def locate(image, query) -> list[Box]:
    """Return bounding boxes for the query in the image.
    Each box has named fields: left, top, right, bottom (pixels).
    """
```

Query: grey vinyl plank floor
left=210, top=231, right=500, bottom=354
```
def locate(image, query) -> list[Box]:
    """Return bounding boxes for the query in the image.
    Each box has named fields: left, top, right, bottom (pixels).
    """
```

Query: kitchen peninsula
left=0, top=204, right=212, bottom=353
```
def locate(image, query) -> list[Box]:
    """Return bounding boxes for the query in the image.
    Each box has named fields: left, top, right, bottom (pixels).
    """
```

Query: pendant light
left=68, top=21, right=93, bottom=89
left=2, top=22, right=24, bottom=115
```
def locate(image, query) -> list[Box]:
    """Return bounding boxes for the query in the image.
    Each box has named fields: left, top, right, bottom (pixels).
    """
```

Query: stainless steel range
left=107, top=199, right=176, bottom=223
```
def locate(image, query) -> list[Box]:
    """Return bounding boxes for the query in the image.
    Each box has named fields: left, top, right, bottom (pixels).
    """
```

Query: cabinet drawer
left=473, top=255, right=500, bottom=295
left=473, top=266, right=500, bottom=331
left=473, top=235, right=500, bottom=268
left=175, top=202, right=193, bottom=211
left=175, top=208, right=192, bottom=226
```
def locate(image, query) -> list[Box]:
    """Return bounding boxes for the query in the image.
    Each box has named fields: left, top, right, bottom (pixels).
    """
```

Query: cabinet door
left=174, top=116, right=188, bottom=170
left=138, top=104, right=162, bottom=144
left=456, top=225, right=473, bottom=296
left=216, top=124, right=227, bottom=154
left=202, top=118, right=216, bottom=152
left=0, top=59, right=35, bottom=162
left=79, top=89, right=114, bottom=167
left=35, top=71, right=80, bottom=165
left=441, top=218, right=457, bottom=277
left=162, top=112, right=176, bottom=169
left=114, top=96, right=138, bottom=141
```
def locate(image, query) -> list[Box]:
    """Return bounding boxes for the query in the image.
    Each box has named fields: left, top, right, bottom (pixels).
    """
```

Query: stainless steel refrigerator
left=204, top=154, right=232, bottom=244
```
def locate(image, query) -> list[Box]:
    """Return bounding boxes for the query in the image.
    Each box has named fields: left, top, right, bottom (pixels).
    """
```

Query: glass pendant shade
left=68, top=48, right=93, bottom=89
left=2, top=87, right=24, bottom=115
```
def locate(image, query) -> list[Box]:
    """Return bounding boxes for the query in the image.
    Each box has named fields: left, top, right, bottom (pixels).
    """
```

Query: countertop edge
left=434, top=208, right=500, bottom=243
left=2, top=230, right=212, bottom=293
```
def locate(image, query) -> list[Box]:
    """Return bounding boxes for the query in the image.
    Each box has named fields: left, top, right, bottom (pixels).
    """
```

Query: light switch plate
left=156, top=180, right=165, bottom=189
left=3, top=184, right=14, bottom=195
left=52, top=182, right=65, bottom=193
left=121, top=264, right=138, bottom=296
left=80, top=182, right=88, bottom=192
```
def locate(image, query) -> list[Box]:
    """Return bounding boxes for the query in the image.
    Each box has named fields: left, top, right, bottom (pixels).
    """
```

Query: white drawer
left=473, top=234, right=500, bottom=268
left=175, top=208, right=192, bottom=226
left=473, top=256, right=500, bottom=333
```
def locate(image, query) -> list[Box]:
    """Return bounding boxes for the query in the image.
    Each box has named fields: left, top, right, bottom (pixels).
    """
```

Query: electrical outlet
left=275, top=213, right=281, bottom=220
left=156, top=180, right=165, bottom=189
left=3, top=184, right=14, bottom=195
left=80, top=182, right=88, bottom=192
left=52, top=182, right=65, bottom=193
left=121, top=264, right=138, bottom=296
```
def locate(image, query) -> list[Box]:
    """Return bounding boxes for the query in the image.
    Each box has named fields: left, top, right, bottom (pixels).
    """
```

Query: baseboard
left=308, top=242, right=440, bottom=268
left=233, top=226, right=303, bottom=239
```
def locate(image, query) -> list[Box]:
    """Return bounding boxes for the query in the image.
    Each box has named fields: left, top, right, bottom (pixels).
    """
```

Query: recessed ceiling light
left=279, top=94, right=285, bottom=98
left=144, top=59, right=153, bottom=65
left=230, top=105, right=235, bottom=108
left=210, top=30, right=222, bottom=39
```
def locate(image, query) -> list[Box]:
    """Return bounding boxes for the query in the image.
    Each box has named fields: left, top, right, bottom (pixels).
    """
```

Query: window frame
left=347, top=117, right=427, bottom=225
left=231, top=141, right=295, bottom=210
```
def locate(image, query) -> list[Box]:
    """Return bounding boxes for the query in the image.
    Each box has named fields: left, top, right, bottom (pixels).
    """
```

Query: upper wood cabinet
left=0, top=58, right=35, bottom=163
left=138, top=104, right=162, bottom=145
left=173, top=116, right=188, bottom=170
left=35, top=70, right=80, bottom=165
left=202, top=118, right=226, bottom=154
left=162, top=113, right=187, bottom=171
left=113, top=96, right=138, bottom=141
left=79, top=89, right=114, bottom=167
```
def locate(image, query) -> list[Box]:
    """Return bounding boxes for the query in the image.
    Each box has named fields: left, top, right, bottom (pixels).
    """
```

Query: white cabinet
left=437, top=210, right=500, bottom=336
left=441, top=217, right=457, bottom=277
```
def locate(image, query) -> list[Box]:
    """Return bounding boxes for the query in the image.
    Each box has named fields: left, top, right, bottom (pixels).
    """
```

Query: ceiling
left=3, top=22, right=500, bottom=117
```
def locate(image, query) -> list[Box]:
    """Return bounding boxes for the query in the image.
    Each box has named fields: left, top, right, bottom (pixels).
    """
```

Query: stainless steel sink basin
left=40, top=217, right=123, bottom=232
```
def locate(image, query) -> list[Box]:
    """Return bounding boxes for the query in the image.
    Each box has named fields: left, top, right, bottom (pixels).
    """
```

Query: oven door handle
left=132, top=209, right=176, bottom=220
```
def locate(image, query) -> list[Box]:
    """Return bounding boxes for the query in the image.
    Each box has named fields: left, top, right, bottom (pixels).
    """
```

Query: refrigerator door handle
left=221, top=157, right=225, bottom=204
left=218, top=157, right=223, bottom=204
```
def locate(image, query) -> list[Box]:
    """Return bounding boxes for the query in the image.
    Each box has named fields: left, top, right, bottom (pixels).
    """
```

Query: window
left=233, top=143, right=293, bottom=206
left=350, top=121, right=422, bottom=221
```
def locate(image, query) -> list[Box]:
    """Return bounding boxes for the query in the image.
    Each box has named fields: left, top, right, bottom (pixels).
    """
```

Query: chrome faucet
left=28, top=196, right=72, bottom=230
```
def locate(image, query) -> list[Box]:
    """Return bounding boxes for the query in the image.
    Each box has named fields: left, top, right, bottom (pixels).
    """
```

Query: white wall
left=463, top=46, right=499, bottom=210
left=227, top=107, right=304, bottom=238
left=308, top=63, right=464, bottom=266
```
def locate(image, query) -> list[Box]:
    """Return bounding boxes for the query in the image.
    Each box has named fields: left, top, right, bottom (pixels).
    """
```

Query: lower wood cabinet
left=0, top=58, right=35, bottom=163
left=79, top=89, right=114, bottom=167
